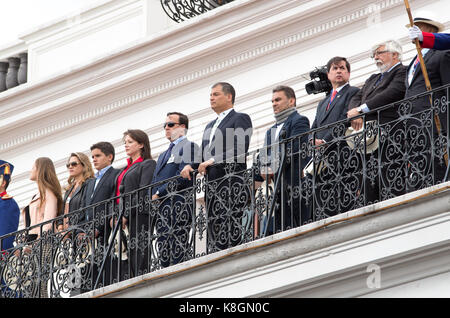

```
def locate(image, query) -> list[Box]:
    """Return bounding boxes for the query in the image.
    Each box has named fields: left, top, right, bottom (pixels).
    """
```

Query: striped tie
left=326, top=90, right=337, bottom=111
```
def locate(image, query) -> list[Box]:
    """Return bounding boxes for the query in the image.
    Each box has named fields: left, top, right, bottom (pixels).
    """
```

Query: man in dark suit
left=404, top=17, right=450, bottom=189
left=258, top=85, right=310, bottom=234
left=347, top=40, right=407, bottom=204
left=83, top=141, right=120, bottom=287
left=308, top=57, right=360, bottom=218
left=181, top=82, right=253, bottom=253
left=151, top=112, right=200, bottom=268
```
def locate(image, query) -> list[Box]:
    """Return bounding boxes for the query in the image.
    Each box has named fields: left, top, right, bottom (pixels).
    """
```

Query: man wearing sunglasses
left=151, top=112, right=200, bottom=268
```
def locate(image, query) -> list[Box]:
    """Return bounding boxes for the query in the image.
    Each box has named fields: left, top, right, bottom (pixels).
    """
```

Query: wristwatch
left=356, top=106, right=363, bottom=114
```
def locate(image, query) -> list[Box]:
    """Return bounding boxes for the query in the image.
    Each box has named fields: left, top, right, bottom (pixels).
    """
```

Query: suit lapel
left=206, top=109, right=235, bottom=148
left=90, top=167, right=112, bottom=202
left=156, top=148, right=171, bottom=174
left=319, top=85, right=348, bottom=125
left=409, top=51, right=433, bottom=86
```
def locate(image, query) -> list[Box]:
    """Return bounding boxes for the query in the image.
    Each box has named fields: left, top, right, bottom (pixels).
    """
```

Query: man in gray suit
left=309, top=56, right=360, bottom=218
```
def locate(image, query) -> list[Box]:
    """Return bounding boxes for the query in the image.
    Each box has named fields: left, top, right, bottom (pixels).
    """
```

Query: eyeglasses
left=66, top=161, right=80, bottom=168
left=164, top=122, right=180, bottom=128
left=370, top=50, right=389, bottom=59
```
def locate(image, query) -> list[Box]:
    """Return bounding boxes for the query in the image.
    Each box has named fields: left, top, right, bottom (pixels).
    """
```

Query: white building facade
left=1, top=0, right=449, bottom=298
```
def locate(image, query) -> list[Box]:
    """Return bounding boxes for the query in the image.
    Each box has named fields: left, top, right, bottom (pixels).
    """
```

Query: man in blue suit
left=83, top=142, right=120, bottom=286
left=152, top=112, right=200, bottom=267
left=258, top=86, right=310, bottom=234
left=0, top=160, right=20, bottom=252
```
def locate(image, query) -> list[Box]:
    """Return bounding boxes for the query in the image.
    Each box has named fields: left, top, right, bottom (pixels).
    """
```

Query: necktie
left=374, top=72, right=385, bottom=87
left=326, top=90, right=337, bottom=111
left=411, top=56, right=420, bottom=77
left=162, top=142, right=175, bottom=163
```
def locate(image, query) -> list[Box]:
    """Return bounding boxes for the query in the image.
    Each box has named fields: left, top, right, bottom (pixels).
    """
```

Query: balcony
left=1, top=84, right=449, bottom=298
left=161, top=0, right=235, bottom=22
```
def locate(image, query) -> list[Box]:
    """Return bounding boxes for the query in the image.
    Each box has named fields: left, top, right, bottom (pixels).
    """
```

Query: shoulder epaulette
left=1, top=194, right=13, bottom=200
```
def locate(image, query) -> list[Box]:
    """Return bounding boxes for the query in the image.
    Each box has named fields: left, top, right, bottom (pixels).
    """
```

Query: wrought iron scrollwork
left=161, top=0, right=235, bottom=23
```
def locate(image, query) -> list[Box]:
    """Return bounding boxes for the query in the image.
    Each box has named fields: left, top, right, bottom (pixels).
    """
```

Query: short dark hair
left=272, top=85, right=297, bottom=106
left=326, top=56, right=351, bottom=73
left=90, top=141, right=116, bottom=163
left=212, top=82, right=236, bottom=104
left=123, top=129, right=152, bottom=160
left=167, top=112, right=189, bottom=130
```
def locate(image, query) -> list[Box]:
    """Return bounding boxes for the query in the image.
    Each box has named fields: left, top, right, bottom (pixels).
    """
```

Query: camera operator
left=307, top=57, right=360, bottom=219
left=310, top=57, right=359, bottom=145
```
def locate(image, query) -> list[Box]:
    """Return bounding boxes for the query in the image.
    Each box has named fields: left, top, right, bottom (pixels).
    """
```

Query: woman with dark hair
left=113, top=129, right=156, bottom=278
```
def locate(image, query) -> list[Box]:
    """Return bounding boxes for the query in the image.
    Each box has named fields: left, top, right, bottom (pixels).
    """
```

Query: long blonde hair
left=34, top=157, right=63, bottom=214
left=65, top=152, right=94, bottom=190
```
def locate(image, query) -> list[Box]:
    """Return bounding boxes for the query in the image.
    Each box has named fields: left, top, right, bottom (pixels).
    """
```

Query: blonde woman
left=58, top=152, right=94, bottom=232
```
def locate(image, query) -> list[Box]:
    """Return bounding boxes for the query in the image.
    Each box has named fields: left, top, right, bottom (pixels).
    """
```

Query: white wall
left=1, top=0, right=449, bottom=212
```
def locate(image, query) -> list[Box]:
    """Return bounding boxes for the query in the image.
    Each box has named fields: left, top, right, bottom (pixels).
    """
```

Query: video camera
left=305, top=66, right=332, bottom=95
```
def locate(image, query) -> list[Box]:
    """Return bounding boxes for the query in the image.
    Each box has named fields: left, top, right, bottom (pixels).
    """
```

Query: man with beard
left=347, top=40, right=407, bottom=205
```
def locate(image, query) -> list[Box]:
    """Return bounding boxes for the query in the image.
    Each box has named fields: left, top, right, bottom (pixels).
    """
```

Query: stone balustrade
left=0, top=52, right=27, bottom=92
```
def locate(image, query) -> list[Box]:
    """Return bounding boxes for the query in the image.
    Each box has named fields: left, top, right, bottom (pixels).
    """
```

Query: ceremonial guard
left=0, top=160, right=20, bottom=251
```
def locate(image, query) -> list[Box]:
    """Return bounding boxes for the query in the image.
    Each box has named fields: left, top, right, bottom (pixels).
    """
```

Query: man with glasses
left=151, top=112, right=199, bottom=268
left=347, top=40, right=406, bottom=129
left=346, top=40, right=407, bottom=205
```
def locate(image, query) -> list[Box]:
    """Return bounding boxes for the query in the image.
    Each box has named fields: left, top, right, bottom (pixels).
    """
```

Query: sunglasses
left=66, top=161, right=81, bottom=168
left=164, top=122, right=180, bottom=128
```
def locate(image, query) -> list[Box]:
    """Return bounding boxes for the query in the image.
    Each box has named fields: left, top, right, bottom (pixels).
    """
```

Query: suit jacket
left=83, top=166, right=120, bottom=223
left=152, top=137, right=200, bottom=197
left=0, top=195, right=20, bottom=251
left=405, top=49, right=450, bottom=133
left=115, top=159, right=156, bottom=221
left=199, top=109, right=253, bottom=181
left=259, top=110, right=310, bottom=184
left=63, top=181, right=92, bottom=214
left=422, top=32, right=450, bottom=50
left=349, top=63, right=407, bottom=124
left=311, top=84, right=360, bottom=141
left=62, top=180, right=93, bottom=227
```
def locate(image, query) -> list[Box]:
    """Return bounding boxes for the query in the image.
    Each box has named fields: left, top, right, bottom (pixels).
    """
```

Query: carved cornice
left=1, top=0, right=409, bottom=154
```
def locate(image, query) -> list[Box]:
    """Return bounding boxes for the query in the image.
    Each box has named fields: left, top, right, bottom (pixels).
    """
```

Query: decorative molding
left=1, top=0, right=410, bottom=153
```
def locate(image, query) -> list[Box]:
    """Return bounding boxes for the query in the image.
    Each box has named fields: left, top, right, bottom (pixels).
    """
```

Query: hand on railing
left=180, top=164, right=195, bottom=180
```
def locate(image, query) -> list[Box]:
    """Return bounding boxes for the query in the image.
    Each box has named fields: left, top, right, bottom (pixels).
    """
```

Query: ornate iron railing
left=161, top=0, right=235, bottom=22
left=0, top=84, right=448, bottom=297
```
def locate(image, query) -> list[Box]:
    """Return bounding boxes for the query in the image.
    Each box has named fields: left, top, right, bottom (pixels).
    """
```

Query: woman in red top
left=113, top=129, right=156, bottom=279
